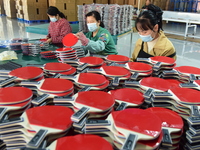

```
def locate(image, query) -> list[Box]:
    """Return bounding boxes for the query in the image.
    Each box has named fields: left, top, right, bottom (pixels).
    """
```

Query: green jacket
left=83, top=27, right=118, bottom=55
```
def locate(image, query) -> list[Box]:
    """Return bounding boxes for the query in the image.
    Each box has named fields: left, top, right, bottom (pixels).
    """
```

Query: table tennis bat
left=25, top=106, right=73, bottom=148
left=0, top=66, right=43, bottom=87
left=152, top=87, right=200, bottom=117
left=31, top=88, right=74, bottom=106
left=54, top=91, right=115, bottom=123
left=60, top=73, right=107, bottom=86
left=27, top=62, right=72, bottom=73
left=20, top=78, right=74, bottom=93
left=137, top=56, right=176, bottom=66
left=113, top=108, right=162, bottom=150
left=62, top=33, right=78, bottom=47
left=146, top=107, right=183, bottom=146
left=180, top=80, right=200, bottom=90
left=109, top=88, right=144, bottom=110
left=22, top=134, right=113, bottom=150
left=93, top=54, right=130, bottom=63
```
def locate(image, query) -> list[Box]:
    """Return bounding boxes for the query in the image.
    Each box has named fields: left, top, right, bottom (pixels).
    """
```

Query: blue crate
left=0, top=14, right=6, bottom=17
left=24, top=20, right=49, bottom=24
left=69, top=21, right=79, bottom=24
left=17, top=18, right=24, bottom=22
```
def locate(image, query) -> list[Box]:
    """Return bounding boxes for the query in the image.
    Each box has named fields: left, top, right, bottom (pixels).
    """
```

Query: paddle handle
left=32, top=94, right=49, bottom=106
left=86, top=120, right=110, bottom=126
left=136, top=58, right=149, bottom=62
left=27, top=129, right=48, bottom=148
left=77, top=63, right=88, bottom=71
left=0, top=117, right=23, bottom=126
left=20, top=148, right=46, bottom=150
left=73, top=116, right=88, bottom=129
left=59, top=75, right=75, bottom=80
left=111, top=77, right=120, bottom=87
left=20, top=81, right=39, bottom=86
left=0, top=76, right=17, bottom=87
left=53, top=96, right=74, bottom=103
left=116, top=102, right=128, bottom=111
left=180, top=83, right=198, bottom=88
left=122, top=133, right=138, bottom=150
left=87, top=68, right=101, bottom=73
left=125, top=80, right=140, bottom=86
left=130, top=72, right=139, bottom=80
left=163, top=70, right=177, bottom=74
left=27, top=64, right=44, bottom=68
left=153, top=92, right=172, bottom=97
left=71, top=107, right=90, bottom=123
left=0, top=108, right=7, bottom=121
left=162, top=128, right=173, bottom=145
left=191, top=105, right=200, bottom=117
left=153, top=62, right=162, bottom=69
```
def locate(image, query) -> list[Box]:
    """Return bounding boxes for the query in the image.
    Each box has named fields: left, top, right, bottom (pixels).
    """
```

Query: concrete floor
left=0, top=16, right=200, bottom=68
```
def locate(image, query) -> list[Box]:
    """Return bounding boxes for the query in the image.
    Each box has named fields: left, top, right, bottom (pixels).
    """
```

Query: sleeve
left=161, top=41, right=177, bottom=60
left=51, top=21, right=72, bottom=43
left=84, top=33, right=109, bottom=53
left=47, top=23, right=51, bottom=38
left=161, top=47, right=177, bottom=60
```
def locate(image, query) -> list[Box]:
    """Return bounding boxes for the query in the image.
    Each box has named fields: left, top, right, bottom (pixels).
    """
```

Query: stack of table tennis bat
left=148, top=87, right=200, bottom=120
left=113, top=62, right=153, bottom=80
left=160, top=66, right=200, bottom=82
left=0, top=66, right=44, bottom=88
left=0, top=86, right=33, bottom=121
left=137, top=56, right=176, bottom=77
left=185, top=114, right=200, bottom=150
left=85, top=107, right=183, bottom=150
left=20, top=134, right=113, bottom=150
left=56, top=47, right=85, bottom=63
left=27, top=62, right=76, bottom=78
left=0, top=106, right=74, bottom=149
left=40, top=51, right=57, bottom=59
left=10, top=38, right=29, bottom=43
left=21, top=43, right=41, bottom=56
left=53, top=90, right=115, bottom=133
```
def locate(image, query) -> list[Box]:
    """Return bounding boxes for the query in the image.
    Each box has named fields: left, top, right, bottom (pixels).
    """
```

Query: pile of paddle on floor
left=0, top=54, right=200, bottom=150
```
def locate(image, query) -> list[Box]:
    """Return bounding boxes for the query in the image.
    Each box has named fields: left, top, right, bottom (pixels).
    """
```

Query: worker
left=46, top=6, right=72, bottom=46
left=75, top=11, right=117, bottom=55
left=142, top=0, right=153, bottom=9
left=131, top=4, right=176, bottom=61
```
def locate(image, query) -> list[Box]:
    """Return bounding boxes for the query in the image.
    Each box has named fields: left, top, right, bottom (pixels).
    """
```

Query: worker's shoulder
left=98, top=27, right=111, bottom=35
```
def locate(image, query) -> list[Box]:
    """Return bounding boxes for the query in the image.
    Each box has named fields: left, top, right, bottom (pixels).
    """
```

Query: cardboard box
left=109, top=0, right=124, bottom=5
left=76, top=0, right=94, bottom=5
left=0, top=0, right=5, bottom=14
left=3, top=0, right=17, bottom=18
left=95, top=0, right=108, bottom=4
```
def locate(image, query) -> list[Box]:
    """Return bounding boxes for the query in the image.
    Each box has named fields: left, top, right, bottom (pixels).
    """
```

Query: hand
left=75, top=32, right=89, bottom=46
left=45, top=38, right=52, bottom=43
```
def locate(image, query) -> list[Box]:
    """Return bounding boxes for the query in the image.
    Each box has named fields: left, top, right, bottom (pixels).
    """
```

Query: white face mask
left=87, top=23, right=98, bottom=32
left=50, top=17, right=57, bottom=22
left=139, top=32, right=154, bottom=42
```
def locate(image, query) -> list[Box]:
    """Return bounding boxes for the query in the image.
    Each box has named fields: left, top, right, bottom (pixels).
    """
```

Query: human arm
left=76, top=32, right=110, bottom=53
left=51, top=20, right=72, bottom=43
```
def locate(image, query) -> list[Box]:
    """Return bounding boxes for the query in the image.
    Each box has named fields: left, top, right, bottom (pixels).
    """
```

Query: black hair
left=86, top=11, right=105, bottom=28
left=136, top=4, right=163, bottom=32
left=47, top=6, right=66, bottom=19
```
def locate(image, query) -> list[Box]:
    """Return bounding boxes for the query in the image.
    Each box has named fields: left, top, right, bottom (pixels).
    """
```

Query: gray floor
left=0, top=16, right=200, bottom=68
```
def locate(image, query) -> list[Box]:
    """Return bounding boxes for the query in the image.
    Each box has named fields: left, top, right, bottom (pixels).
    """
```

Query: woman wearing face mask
left=75, top=11, right=117, bottom=55
left=131, top=4, right=176, bottom=61
left=46, top=6, right=72, bottom=45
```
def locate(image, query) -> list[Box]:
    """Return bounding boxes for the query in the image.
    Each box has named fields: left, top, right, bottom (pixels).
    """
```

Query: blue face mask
left=87, top=23, right=98, bottom=32
left=50, top=17, right=57, bottom=22
left=139, top=33, right=154, bottom=42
